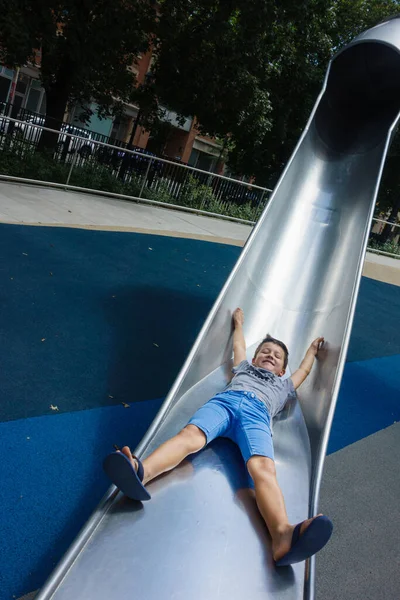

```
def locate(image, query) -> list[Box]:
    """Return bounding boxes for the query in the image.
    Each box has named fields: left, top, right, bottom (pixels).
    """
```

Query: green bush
left=144, top=180, right=176, bottom=204
left=0, top=144, right=69, bottom=182
left=176, top=174, right=216, bottom=209
left=0, top=142, right=264, bottom=222
left=70, top=162, right=125, bottom=194
left=368, top=237, right=400, bottom=257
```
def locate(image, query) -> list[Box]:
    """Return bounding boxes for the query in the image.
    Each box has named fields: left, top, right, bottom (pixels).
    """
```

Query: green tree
left=146, top=1, right=399, bottom=187
left=147, top=1, right=274, bottom=150
left=0, top=0, right=154, bottom=149
left=225, top=0, right=400, bottom=184
left=145, top=0, right=338, bottom=184
left=374, top=133, right=400, bottom=241
left=1, top=0, right=399, bottom=195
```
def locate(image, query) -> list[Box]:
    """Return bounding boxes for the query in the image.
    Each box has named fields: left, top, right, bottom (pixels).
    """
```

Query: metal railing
left=0, top=114, right=271, bottom=222
left=0, top=100, right=138, bottom=152
left=368, top=218, right=400, bottom=259
left=0, top=114, right=399, bottom=257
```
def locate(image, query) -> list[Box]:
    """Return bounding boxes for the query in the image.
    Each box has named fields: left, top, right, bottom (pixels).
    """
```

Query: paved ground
left=0, top=180, right=398, bottom=285
left=317, top=423, right=400, bottom=600
left=0, top=180, right=249, bottom=245
left=0, top=181, right=398, bottom=600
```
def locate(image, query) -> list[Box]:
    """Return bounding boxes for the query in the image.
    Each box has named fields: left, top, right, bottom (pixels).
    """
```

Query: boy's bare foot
left=118, top=446, right=141, bottom=473
left=119, top=445, right=136, bottom=466
left=272, top=514, right=324, bottom=562
left=104, top=446, right=151, bottom=500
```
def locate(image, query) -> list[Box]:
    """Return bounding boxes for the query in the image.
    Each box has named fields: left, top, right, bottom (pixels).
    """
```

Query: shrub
left=0, top=142, right=264, bottom=223
left=0, top=144, right=68, bottom=182
left=368, top=237, right=400, bottom=257
left=70, top=162, right=126, bottom=194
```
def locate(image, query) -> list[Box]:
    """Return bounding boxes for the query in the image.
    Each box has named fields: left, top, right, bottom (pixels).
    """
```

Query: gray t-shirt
left=226, top=359, right=296, bottom=418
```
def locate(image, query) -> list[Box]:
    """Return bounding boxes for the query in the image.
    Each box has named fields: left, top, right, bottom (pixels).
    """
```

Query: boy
left=103, top=307, right=333, bottom=566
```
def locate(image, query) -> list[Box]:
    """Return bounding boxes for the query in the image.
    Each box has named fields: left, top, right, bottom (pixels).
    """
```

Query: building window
left=0, top=76, right=11, bottom=104
left=0, top=66, right=14, bottom=79
left=110, top=115, right=130, bottom=142
left=16, top=75, right=29, bottom=96
left=26, top=80, right=45, bottom=113
left=0, top=66, right=14, bottom=104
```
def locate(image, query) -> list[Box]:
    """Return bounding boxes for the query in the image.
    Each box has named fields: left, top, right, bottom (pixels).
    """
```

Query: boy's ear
left=279, top=368, right=286, bottom=377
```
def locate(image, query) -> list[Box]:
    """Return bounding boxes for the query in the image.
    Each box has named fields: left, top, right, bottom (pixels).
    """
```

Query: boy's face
left=252, top=342, right=286, bottom=377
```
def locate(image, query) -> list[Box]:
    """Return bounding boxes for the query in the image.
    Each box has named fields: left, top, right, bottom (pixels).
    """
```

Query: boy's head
left=252, top=334, right=289, bottom=377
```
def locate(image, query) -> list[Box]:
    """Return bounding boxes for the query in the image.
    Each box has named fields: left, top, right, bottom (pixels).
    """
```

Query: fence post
left=200, top=173, right=215, bottom=210
left=257, top=188, right=267, bottom=211
left=65, top=150, right=78, bottom=188
left=139, top=157, right=153, bottom=198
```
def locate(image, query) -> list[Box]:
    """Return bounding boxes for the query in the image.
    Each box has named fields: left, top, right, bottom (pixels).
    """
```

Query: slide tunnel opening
left=315, top=41, right=400, bottom=153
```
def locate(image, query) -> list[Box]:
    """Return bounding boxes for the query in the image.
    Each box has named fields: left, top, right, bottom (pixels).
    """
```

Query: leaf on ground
left=50, top=405, right=59, bottom=411
left=148, top=247, right=153, bottom=250
left=22, top=252, right=28, bottom=256
left=108, top=395, right=114, bottom=399
left=121, top=402, right=130, bottom=408
left=153, top=342, right=159, bottom=347
left=41, top=338, right=46, bottom=342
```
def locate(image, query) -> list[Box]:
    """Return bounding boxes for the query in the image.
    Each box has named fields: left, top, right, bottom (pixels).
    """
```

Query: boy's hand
left=292, top=337, right=325, bottom=390
left=309, top=337, right=324, bottom=355
left=232, top=308, right=246, bottom=366
left=233, top=307, right=244, bottom=327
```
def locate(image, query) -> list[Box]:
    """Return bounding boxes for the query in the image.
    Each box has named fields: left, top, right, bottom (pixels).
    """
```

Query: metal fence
left=0, top=100, right=134, bottom=152
left=368, top=218, right=400, bottom=259
left=0, top=114, right=271, bottom=221
left=0, top=114, right=399, bottom=256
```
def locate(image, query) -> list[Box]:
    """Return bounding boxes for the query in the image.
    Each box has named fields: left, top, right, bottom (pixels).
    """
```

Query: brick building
left=0, top=48, right=223, bottom=173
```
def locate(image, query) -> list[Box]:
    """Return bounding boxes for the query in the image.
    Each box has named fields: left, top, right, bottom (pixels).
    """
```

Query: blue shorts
left=188, top=389, right=274, bottom=463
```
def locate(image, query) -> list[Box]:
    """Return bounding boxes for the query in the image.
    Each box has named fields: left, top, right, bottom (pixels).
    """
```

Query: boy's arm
left=291, top=337, right=324, bottom=390
left=232, top=308, right=247, bottom=366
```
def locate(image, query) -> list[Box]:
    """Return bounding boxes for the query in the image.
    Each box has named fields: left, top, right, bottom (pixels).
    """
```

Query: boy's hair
left=253, top=334, right=289, bottom=369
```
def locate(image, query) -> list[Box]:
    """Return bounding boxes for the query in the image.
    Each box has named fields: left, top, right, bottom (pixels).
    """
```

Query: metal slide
left=36, top=20, right=400, bottom=600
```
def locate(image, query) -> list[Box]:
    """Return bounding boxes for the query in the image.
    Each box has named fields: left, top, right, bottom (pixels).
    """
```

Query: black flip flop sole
left=103, top=453, right=151, bottom=501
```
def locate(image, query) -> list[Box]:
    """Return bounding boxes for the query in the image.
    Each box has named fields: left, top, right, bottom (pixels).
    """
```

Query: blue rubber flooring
left=0, top=223, right=399, bottom=600
left=0, top=223, right=238, bottom=422
left=0, top=400, right=163, bottom=599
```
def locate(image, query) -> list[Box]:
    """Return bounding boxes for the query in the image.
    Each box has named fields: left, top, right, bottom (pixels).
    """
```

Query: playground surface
left=0, top=181, right=399, bottom=600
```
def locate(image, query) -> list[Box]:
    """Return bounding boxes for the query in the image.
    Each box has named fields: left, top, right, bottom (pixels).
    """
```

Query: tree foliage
left=0, top=0, right=154, bottom=137
left=0, top=0, right=400, bottom=197
left=223, top=0, right=400, bottom=184
left=148, top=0, right=400, bottom=186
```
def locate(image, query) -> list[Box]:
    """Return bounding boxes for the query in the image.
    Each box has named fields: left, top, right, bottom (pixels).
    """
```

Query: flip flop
left=103, top=451, right=151, bottom=501
left=275, top=515, right=333, bottom=567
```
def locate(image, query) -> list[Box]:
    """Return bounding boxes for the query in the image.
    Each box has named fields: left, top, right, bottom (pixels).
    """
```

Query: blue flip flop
left=275, top=515, right=333, bottom=567
left=103, top=451, right=151, bottom=501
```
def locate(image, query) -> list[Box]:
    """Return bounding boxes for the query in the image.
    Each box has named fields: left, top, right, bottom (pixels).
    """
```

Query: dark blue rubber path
left=0, top=399, right=163, bottom=600
left=1, top=224, right=399, bottom=423
left=0, top=223, right=399, bottom=599
left=0, top=224, right=238, bottom=422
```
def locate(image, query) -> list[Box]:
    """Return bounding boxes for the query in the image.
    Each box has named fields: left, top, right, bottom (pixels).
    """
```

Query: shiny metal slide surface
left=36, top=19, right=400, bottom=600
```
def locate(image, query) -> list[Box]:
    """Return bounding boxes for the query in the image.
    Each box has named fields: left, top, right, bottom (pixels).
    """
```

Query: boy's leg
left=120, top=424, right=206, bottom=485
left=108, top=394, right=231, bottom=497
left=247, top=456, right=322, bottom=562
left=233, top=393, right=326, bottom=562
